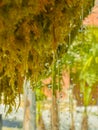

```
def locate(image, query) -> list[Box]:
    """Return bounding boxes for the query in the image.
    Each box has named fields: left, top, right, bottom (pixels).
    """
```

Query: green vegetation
left=0, top=1, right=96, bottom=130
left=62, top=27, right=98, bottom=106
left=0, top=0, right=94, bottom=110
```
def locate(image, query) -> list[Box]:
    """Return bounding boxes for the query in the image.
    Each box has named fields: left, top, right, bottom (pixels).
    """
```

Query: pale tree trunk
left=62, top=70, right=75, bottom=130
left=51, top=95, right=59, bottom=130
left=63, top=69, right=75, bottom=130
left=23, top=79, right=36, bottom=130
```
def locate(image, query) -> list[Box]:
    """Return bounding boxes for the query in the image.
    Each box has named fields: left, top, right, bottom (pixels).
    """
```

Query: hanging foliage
left=0, top=0, right=95, bottom=110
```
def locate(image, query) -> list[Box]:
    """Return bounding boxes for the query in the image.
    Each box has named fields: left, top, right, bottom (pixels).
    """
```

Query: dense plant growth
left=0, top=0, right=94, bottom=111
left=62, top=27, right=98, bottom=106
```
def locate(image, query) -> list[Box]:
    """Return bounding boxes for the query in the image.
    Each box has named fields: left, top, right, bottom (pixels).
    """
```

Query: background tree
left=62, top=26, right=98, bottom=130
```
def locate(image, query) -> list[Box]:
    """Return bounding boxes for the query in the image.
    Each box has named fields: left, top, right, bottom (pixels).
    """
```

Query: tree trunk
left=81, top=107, right=88, bottom=130
left=70, top=111, right=75, bottom=130
left=0, top=114, right=2, bottom=130
left=38, top=114, right=46, bottom=130
left=51, top=95, right=59, bottom=130
left=37, top=101, right=46, bottom=130
left=23, top=79, right=36, bottom=130
left=69, top=90, right=75, bottom=130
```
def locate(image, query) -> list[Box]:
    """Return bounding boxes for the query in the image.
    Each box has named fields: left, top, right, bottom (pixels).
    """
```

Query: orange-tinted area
left=83, top=1, right=98, bottom=26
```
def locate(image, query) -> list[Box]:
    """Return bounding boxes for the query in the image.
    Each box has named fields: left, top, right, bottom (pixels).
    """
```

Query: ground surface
left=1, top=103, right=98, bottom=130
left=42, top=106, right=98, bottom=130
left=3, top=128, right=22, bottom=130
left=40, top=100, right=98, bottom=130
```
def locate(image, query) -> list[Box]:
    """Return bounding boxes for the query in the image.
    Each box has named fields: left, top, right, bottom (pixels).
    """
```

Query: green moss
left=0, top=0, right=95, bottom=110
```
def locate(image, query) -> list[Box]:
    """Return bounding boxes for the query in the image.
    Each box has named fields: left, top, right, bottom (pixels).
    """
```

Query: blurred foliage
left=0, top=0, right=94, bottom=110
left=62, top=27, right=98, bottom=106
